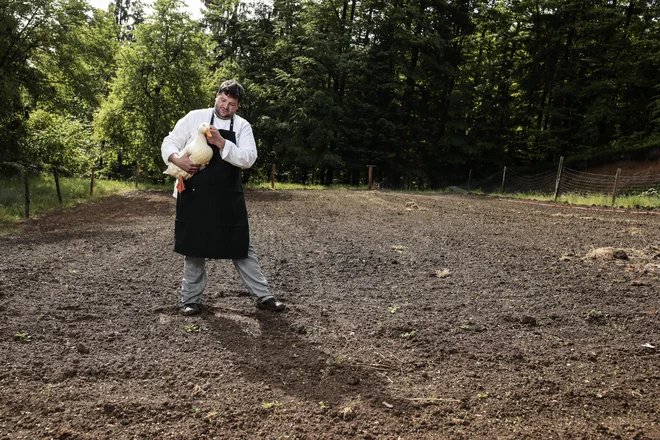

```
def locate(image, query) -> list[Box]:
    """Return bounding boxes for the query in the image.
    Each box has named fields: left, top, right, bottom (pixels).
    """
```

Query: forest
left=1, top=0, right=659, bottom=189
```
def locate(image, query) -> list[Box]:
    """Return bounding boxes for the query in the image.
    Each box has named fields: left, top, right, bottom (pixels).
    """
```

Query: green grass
left=0, top=174, right=168, bottom=232
left=4, top=174, right=656, bottom=234
left=1, top=175, right=366, bottom=231
left=490, top=191, right=660, bottom=209
left=248, top=181, right=368, bottom=191
left=250, top=184, right=660, bottom=209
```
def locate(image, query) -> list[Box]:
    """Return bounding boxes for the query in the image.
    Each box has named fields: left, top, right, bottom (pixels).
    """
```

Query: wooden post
left=271, top=164, right=276, bottom=189
left=90, top=167, right=95, bottom=196
left=501, top=166, right=507, bottom=193
left=135, top=163, right=140, bottom=189
left=53, top=167, right=63, bottom=207
left=23, top=169, right=30, bottom=219
left=367, top=165, right=375, bottom=190
left=553, top=156, right=564, bottom=201
left=611, top=168, right=621, bottom=206
left=467, top=169, right=472, bottom=194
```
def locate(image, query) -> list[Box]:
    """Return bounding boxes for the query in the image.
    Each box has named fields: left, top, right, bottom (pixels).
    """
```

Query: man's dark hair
left=217, top=80, right=244, bottom=102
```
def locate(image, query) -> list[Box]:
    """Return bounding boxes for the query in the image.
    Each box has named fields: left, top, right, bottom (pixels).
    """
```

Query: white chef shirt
left=161, top=108, right=257, bottom=196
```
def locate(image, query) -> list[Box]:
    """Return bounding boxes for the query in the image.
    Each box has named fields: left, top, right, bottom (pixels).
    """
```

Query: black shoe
left=180, top=303, right=202, bottom=316
left=256, top=298, right=286, bottom=312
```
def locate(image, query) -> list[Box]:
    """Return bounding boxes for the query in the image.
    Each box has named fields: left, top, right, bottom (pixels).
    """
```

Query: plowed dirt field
left=1, top=189, right=659, bottom=439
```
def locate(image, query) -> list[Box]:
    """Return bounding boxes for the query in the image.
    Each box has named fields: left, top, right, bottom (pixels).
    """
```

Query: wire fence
left=560, top=167, right=616, bottom=195
left=506, top=168, right=558, bottom=193
left=462, top=157, right=660, bottom=204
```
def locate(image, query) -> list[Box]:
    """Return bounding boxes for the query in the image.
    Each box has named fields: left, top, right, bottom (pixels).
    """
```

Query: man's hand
left=207, top=126, right=226, bottom=150
left=169, top=152, right=200, bottom=174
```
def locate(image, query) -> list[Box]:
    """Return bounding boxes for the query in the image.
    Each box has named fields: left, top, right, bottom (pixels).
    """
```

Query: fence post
left=612, top=168, right=621, bottom=206
left=501, top=166, right=507, bottom=193
left=553, top=156, right=564, bottom=202
left=271, top=164, right=276, bottom=189
left=90, top=167, right=95, bottom=196
left=135, top=163, right=140, bottom=189
left=367, top=165, right=375, bottom=190
left=53, top=167, right=63, bottom=207
left=23, top=168, right=30, bottom=219
left=467, top=169, right=472, bottom=194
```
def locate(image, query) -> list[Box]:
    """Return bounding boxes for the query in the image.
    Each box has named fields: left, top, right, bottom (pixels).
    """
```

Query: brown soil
left=1, top=190, right=659, bottom=439
left=584, top=156, right=660, bottom=176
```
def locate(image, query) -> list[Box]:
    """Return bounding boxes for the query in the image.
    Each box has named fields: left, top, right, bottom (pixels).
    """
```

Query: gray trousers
left=180, top=241, right=272, bottom=305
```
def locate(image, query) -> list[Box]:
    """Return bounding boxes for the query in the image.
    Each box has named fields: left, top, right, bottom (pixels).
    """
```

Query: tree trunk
left=53, top=167, right=63, bottom=207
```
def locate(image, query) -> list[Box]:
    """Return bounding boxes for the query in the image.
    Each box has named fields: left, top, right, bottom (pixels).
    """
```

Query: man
left=161, top=79, right=285, bottom=315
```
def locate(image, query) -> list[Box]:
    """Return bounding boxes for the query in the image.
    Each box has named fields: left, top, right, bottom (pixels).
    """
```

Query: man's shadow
left=202, top=309, right=411, bottom=416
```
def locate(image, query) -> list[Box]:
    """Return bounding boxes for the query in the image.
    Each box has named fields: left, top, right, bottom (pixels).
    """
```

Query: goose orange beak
left=205, top=128, right=211, bottom=137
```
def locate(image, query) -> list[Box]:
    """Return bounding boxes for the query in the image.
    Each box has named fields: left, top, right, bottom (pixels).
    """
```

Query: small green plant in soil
left=184, top=324, right=200, bottom=333
left=400, top=330, right=417, bottom=338
left=585, top=309, right=603, bottom=321
left=262, top=401, right=281, bottom=412
left=14, top=332, right=32, bottom=343
left=42, top=384, right=52, bottom=400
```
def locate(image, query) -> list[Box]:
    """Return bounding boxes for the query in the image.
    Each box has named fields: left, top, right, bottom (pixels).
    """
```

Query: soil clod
left=520, top=315, right=537, bottom=326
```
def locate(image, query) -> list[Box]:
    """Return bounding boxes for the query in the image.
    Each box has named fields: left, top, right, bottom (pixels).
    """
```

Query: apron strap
left=210, top=112, right=234, bottom=132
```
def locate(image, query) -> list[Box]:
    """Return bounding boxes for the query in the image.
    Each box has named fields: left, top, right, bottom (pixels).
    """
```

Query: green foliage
left=31, top=1, right=120, bottom=120
left=96, top=0, right=212, bottom=180
left=3, top=0, right=660, bottom=187
left=0, top=0, right=120, bottom=176
left=0, top=0, right=54, bottom=162
left=23, top=110, right=99, bottom=173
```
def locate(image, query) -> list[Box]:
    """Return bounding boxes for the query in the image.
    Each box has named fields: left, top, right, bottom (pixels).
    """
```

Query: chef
left=161, top=79, right=286, bottom=315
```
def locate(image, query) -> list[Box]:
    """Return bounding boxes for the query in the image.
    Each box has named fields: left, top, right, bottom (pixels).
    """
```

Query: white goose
left=163, top=122, right=214, bottom=192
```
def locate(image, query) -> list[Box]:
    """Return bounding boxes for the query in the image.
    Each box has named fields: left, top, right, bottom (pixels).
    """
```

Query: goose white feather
left=163, top=123, right=213, bottom=191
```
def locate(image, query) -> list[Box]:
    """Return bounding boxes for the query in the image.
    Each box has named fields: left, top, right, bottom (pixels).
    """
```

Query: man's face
left=215, top=92, right=240, bottom=119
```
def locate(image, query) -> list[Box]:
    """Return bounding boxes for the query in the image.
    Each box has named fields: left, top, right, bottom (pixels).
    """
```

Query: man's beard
left=214, top=107, right=232, bottom=120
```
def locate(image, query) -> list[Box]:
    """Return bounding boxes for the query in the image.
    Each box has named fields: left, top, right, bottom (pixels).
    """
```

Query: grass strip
left=0, top=174, right=168, bottom=232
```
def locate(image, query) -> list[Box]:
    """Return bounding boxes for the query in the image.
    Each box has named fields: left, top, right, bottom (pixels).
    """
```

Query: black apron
left=174, top=114, right=250, bottom=259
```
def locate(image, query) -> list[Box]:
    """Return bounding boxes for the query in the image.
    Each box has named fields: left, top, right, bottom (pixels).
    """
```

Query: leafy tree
left=0, top=0, right=53, bottom=163
left=7, top=0, right=658, bottom=189
left=33, top=1, right=120, bottom=121
left=1, top=0, right=119, bottom=176
left=96, top=0, right=212, bottom=180
left=24, top=109, right=99, bottom=175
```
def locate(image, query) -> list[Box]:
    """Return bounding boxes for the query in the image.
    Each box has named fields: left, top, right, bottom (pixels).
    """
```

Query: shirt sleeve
left=220, top=120, right=258, bottom=169
left=161, top=114, right=192, bottom=165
